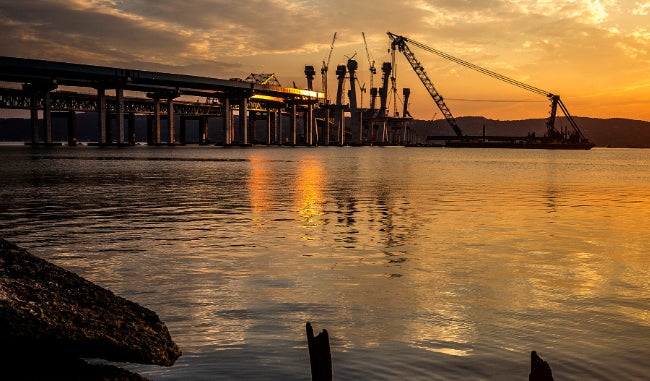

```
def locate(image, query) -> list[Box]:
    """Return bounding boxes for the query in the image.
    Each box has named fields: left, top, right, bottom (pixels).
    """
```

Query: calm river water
left=1, top=145, right=649, bottom=380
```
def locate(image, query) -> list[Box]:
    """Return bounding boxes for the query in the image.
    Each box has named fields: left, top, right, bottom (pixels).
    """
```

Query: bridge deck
left=0, top=56, right=323, bottom=103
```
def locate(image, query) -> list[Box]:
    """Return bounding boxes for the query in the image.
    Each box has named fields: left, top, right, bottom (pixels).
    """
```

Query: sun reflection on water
left=294, top=158, right=326, bottom=229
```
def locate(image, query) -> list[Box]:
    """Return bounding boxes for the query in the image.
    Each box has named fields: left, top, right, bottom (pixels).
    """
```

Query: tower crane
left=362, top=32, right=376, bottom=107
left=321, top=32, right=337, bottom=104
left=387, top=32, right=590, bottom=143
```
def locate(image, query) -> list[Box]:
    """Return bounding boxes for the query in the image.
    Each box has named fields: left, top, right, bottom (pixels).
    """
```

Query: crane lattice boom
left=362, top=32, right=376, bottom=96
left=388, top=33, right=463, bottom=137
left=387, top=32, right=589, bottom=142
left=321, top=32, right=337, bottom=103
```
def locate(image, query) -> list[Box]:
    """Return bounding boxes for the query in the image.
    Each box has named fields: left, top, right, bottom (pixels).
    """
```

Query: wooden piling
left=529, top=351, right=554, bottom=381
left=306, top=322, right=332, bottom=381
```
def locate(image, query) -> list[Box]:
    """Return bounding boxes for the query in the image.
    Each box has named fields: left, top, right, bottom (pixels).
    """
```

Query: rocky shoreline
left=0, top=238, right=181, bottom=380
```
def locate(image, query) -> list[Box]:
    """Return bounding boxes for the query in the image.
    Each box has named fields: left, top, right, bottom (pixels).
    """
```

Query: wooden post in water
left=306, top=322, right=332, bottom=381
left=529, top=351, right=554, bottom=381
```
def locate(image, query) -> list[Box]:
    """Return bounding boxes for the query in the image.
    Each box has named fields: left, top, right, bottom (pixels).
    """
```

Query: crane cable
left=388, top=32, right=553, bottom=99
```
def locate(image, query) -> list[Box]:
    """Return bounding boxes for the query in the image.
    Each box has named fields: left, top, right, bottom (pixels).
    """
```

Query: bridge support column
left=338, top=108, right=346, bottom=146
left=146, top=115, right=154, bottom=145
left=273, top=109, right=279, bottom=144
left=239, top=98, right=248, bottom=145
left=223, top=97, right=232, bottom=145
left=127, top=113, right=136, bottom=145
left=275, top=109, right=284, bottom=145
left=145, top=93, right=162, bottom=145
left=116, top=88, right=125, bottom=145
left=266, top=109, right=272, bottom=145
left=168, top=97, right=176, bottom=145
left=324, top=109, right=330, bottom=146
left=24, top=82, right=56, bottom=145
left=199, top=116, right=209, bottom=145
left=97, top=88, right=107, bottom=145
left=179, top=115, right=189, bottom=145
left=180, top=116, right=187, bottom=145
left=105, top=114, right=113, bottom=144
left=66, top=111, right=77, bottom=146
left=351, top=110, right=361, bottom=146
left=290, top=104, right=297, bottom=145
left=307, top=104, right=314, bottom=145
left=43, top=91, right=52, bottom=145
left=29, top=92, right=39, bottom=145
left=153, top=98, right=161, bottom=144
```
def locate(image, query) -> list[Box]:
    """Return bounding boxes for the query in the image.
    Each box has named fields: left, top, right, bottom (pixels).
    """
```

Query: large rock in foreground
left=0, top=238, right=181, bottom=368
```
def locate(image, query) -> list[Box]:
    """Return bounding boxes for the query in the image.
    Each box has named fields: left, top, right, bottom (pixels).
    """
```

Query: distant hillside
left=2, top=114, right=649, bottom=148
left=412, top=116, right=650, bottom=148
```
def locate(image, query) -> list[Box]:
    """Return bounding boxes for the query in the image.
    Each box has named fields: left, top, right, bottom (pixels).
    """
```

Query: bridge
left=0, top=56, right=324, bottom=146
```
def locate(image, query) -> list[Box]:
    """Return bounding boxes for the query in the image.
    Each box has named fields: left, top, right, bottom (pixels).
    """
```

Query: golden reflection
left=247, top=158, right=272, bottom=219
left=294, top=158, right=325, bottom=228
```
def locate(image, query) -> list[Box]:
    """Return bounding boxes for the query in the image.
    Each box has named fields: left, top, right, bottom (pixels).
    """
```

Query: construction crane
left=321, top=32, right=337, bottom=104
left=387, top=32, right=589, bottom=142
left=362, top=32, right=376, bottom=107
left=388, top=33, right=462, bottom=137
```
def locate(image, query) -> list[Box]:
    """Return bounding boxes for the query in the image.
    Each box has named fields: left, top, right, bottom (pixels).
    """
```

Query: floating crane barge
left=387, top=32, right=594, bottom=149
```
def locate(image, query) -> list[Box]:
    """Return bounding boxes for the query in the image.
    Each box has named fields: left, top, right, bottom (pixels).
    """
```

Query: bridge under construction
left=0, top=32, right=593, bottom=148
left=0, top=56, right=325, bottom=146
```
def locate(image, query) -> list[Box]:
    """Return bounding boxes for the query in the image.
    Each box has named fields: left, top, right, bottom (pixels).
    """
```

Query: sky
left=1, top=0, right=649, bottom=121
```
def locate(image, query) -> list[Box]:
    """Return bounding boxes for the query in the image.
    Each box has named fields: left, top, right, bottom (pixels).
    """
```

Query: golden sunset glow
left=1, top=0, right=647, bottom=121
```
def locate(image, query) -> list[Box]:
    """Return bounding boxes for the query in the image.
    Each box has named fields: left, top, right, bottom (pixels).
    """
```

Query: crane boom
left=321, top=32, right=337, bottom=103
left=388, top=32, right=463, bottom=137
left=362, top=32, right=376, bottom=98
left=387, top=32, right=590, bottom=143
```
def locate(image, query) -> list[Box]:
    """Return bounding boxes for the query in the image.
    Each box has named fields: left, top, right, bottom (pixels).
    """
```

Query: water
left=1, top=145, right=649, bottom=380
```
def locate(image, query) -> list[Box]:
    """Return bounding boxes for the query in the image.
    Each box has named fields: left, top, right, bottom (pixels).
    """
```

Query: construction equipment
left=362, top=32, right=376, bottom=107
left=321, top=32, right=337, bottom=104
left=387, top=32, right=590, bottom=144
left=388, top=33, right=463, bottom=138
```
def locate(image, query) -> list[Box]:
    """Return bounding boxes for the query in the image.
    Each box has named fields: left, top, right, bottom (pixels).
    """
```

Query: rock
left=0, top=238, right=181, bottom=369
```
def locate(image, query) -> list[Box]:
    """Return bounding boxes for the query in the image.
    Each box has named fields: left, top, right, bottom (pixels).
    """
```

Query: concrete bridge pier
left=96, top=87, right=108, bottom=145
left=52, top=111, right=77, bottom=146
left=127, top=113, right=136, bottom=145
left=146, top=115, right=155, bottom=145
left=29, top=92, right=39, bottom=144
left=199, top=116, right=209, bottom=145
left=266, top=109, right=272, bottom=145
left=66, top=111, right=77, bottom=146
left=146, top=97, right=157, bottom=144
left=307, top=104, right=314, bottom=145
left=105, top=114, right=113, bottom=144
left=151, top=95, right=161, bottom=145
left=238, top=97, right=249, bottom=145
left=324, top=109, right=331, bottom=146
left=179, top=116, right=205, bottom=145
left=289, top=104, right=297, bottom=145
left=167, top=94, right=179, bottom=145
left=43, top=91, right=52, bottom=144
left=179, top=116, right=187, bottom=145
left=222, top=97, right=232, bottom=145
left=277, top=108, right=283, bottom=145
left=116, top=88, right=126, bottom=145
left=24, top=81, right=57, bottom=145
